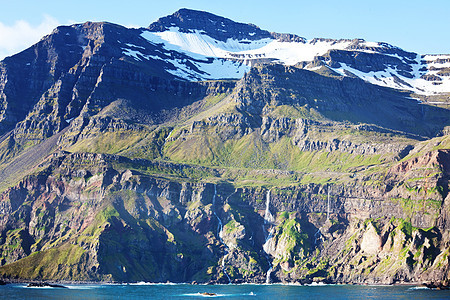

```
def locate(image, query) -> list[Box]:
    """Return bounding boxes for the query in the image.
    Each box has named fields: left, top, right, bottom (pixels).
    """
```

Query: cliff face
left=0, top=149, right=449, bottom=284
left=233, top=64, right=448, bottom=137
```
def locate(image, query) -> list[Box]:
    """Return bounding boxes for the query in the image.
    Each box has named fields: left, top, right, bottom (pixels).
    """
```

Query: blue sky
left=1, top=0, right=449, bottom=59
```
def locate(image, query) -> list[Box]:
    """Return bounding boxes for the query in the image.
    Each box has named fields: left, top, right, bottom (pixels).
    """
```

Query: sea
left=1, top=283, right=449, bottom=299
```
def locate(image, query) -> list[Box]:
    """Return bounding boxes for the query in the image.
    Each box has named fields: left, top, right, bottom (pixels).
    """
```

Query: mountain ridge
left=2, top=9, right=450, bottom=94
left=142, top=9, right=450, bottom=95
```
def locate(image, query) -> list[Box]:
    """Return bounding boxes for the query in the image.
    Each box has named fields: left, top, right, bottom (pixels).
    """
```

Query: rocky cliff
left=0, top=9, right=449, bottom=285
left=0, top=148, right=449, bottom=284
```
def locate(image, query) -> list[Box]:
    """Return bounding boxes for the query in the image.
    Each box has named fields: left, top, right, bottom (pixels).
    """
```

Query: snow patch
left=361, top=41, right=379, bottom=48
left=142, top=27, right=273, bottom=58
left=166, top=57, right=249, bottom=81
left=142, top=27, right=354, bottom=65
left=138, top=27, right=449, bottom=93
left=122, top=48, right=143, bottom=61
left=124, top=43, right=146, bottom=50
left=423, top=54, right=450, bottom=61
left=333, top=62, right=450, bottom=95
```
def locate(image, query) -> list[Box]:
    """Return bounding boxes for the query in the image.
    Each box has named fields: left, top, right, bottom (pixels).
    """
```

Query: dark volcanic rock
left=27, top=282, right=67, bottom=288
left=317, top=49, right=415, bottom=78
left=232, top=64, right=449, bottom=137
left=148, top=9, right=307, bottom=44
left=148, top=8, right=272, bottom=42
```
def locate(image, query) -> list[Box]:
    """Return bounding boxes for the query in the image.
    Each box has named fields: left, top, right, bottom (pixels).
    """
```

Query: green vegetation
left=272, top=217, right=310, bottom=264
left=401, top=135, right=450, bottom=161
left=165, top=129, right=388, bottom=175
left=390, top=197, right=442, bottom=221
left=397, top=219, right=413, bottom=237
left=0, top=243, right=87, bottom=280
left=69, top=130, right=149, bottom=157
left=223, top=220, right=239, bottom=235
left=268, top=104, right=324, bottom=120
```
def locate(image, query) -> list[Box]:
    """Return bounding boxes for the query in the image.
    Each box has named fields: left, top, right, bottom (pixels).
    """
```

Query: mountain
left=147, top=8, right=450, bottom=95
left=0, top=9, right=449, bottom=285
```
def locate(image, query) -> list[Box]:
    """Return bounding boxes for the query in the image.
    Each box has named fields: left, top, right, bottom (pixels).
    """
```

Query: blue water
left=1, top=283, right=449, bottom=299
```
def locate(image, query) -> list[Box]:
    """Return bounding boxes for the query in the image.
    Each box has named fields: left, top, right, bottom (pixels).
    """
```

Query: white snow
left=428, top=62, right=450, bottom=69
left=122, top=48, right=143, bottom=61
left=119, top=30, right=250, bottom=80
left=335, top=63, right=404, bottom=90
left=306, top=66, right=323, bottom=71
left=121, top=45, right=165, bottom=62
left=232, top=39, right=352, bottom=65
left=142, top=27, right=273, bottom=59
left=334, top=62, right=450, bottom=95
left=361, top=41, right=379, bottom=48
left=141, top=27, right=351, bottom=65
left=423, top=54, right=450, bottom=62
left=125, top=43, right=146, bottom=50
left=134, top=27, right=450, bottom=94
left=165, top=57, right=249, bottom=81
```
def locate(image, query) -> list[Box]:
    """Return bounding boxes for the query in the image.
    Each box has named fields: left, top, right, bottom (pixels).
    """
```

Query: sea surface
left=1, top=283, right=449, bottom=299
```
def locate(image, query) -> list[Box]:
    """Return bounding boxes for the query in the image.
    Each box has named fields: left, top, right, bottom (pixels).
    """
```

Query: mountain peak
left=148, top=8, right=272, bottom=42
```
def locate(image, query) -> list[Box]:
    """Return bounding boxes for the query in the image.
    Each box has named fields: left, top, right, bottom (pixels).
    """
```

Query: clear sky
left=1, top=0, right=449, bottom=60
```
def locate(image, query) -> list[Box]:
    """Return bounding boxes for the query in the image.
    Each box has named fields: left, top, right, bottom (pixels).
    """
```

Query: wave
left=306, top=282, right=332, bottom=286
left=408, top=286, right=430, bottom=290
left=181, top=292, right=256, bottom=297
left=65, top=285, right=101, bottom=290
left=127, top=282, right=187, bottom=286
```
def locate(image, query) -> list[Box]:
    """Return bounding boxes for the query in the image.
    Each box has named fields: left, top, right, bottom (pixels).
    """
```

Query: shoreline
left=0, top=278, right=436, bottom=287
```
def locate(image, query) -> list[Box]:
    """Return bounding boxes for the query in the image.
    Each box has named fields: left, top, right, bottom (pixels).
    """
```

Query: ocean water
left=1, top=283, right=449, bottom=299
